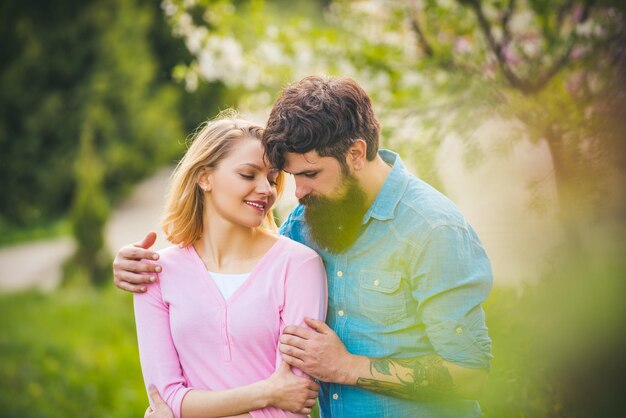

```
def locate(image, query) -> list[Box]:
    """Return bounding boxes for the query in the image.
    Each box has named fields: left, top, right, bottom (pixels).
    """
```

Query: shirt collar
left=362, top=149, right=409, bottom=224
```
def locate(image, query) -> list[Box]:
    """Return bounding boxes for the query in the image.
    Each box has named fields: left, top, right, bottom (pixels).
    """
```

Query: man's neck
left=357, top=154, right=393, bottom=208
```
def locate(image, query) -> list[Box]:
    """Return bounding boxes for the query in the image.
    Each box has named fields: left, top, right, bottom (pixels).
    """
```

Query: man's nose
left=294, top=182, right=310, bottom=200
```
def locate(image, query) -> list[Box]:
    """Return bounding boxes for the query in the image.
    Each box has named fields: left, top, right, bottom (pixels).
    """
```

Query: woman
left=134, top=110, right=327, bottom=418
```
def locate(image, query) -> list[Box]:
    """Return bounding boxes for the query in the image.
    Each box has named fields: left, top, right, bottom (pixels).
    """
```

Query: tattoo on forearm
left=356, top=355, right=457, bottom=401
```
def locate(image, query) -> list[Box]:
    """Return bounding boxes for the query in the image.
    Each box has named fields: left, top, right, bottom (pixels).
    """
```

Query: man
left=114, top=75, right=492, bottom=417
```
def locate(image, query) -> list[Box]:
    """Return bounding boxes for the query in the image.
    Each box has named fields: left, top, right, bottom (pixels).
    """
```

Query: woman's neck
left=194, top=218, right=274, bottom=273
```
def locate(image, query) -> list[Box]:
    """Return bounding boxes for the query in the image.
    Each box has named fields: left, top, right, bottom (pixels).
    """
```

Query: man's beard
left=301, top=175, right=369, bottom=254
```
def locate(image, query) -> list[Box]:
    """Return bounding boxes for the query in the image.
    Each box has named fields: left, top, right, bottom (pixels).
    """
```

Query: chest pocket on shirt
left=359, top=269, right=406, bottom=326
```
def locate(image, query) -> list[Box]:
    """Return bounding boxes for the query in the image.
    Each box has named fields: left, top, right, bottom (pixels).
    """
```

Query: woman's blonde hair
left=162, top=110, right=284, bottom=247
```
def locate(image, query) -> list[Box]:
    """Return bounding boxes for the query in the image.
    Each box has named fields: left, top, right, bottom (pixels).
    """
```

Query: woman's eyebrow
left=237, top=163, right=264, bottom=170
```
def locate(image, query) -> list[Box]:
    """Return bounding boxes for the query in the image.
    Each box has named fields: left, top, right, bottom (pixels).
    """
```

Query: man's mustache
left=299, top=195, right=324, bottom=206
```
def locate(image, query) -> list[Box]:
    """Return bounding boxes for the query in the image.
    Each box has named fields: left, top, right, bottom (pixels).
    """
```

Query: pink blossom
left=571, top=46, right=586, bottom=60
left=454, top=37, right=472, bottom=54
left=503, top=43, right=521, bottom=65
left=570, top=3, right=584, bottom=25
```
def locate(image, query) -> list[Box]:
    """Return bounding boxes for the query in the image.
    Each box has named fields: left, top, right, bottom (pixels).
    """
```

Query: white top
left=208, top=271, right=250, bottom=300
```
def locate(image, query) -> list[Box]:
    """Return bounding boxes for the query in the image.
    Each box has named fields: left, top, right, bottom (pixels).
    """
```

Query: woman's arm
left=248, top=253, right=328, bottom=418
left=277, top=254, right=328, bottom=371
left=182, top=363, right=319, bottom=418
left=134, top=275, right=318, bottom=418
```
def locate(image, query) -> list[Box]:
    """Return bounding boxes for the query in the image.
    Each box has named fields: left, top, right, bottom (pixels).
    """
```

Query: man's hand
left=112, top=232, right=162, bottom=293
left=144, top=385, right=174, bottom=418
left=279, top=317, right=358, bottom=384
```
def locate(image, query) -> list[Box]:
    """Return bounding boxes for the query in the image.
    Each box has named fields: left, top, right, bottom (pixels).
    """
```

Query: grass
left=0, top=286, right=145, bottom=418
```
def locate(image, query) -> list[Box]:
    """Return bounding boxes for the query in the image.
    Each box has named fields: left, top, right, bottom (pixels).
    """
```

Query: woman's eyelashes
left=239, top=172, right=278, bottom=187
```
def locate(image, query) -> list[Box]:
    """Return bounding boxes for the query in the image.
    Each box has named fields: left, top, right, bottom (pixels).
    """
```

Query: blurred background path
left=0, top=167, right=173, bottom=292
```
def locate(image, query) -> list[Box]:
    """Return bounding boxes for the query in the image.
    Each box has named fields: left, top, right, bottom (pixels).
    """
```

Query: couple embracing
left=113, top=75, right=493, bottom=418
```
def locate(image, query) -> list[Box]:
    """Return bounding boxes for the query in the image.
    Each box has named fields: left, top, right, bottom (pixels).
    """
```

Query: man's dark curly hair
left=263, top=75, right=381, bottom=171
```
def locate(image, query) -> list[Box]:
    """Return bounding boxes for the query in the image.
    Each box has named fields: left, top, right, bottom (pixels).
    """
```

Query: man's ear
left=197, top=168, right=212, bottom=192
left=347, top=139, right=367, bottom=171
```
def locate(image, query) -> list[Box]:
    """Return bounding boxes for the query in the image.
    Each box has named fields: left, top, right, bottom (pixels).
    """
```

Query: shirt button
left=338, top=310, right=345, bottom=317
left=336, top=271, right=343, bottom=277
left=373, top=279, right=380, bottom=286
left=332, top=393, right=339, bottom=400
left=455, top=327, right=464, bottom=334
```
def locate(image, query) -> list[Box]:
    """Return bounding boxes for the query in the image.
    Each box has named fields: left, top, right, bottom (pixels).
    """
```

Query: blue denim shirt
left=279, top=150, right=493, bottom=418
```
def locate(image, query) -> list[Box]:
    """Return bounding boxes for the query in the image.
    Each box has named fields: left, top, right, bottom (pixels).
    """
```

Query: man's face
left=284, top=151, right=369, bottom=253
left=283, top=151, right=347, bottom=201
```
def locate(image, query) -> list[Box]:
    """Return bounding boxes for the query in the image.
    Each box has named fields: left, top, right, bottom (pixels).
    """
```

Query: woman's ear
left=348, top=139, right=367, bottom=171
left=197, top=168, right=211, bottom=192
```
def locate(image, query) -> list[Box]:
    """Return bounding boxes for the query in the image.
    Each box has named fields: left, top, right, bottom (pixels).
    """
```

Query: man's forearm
left=342, top=354, right=486, bottom=401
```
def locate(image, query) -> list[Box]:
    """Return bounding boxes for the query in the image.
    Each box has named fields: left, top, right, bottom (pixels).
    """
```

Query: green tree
left=0, top=0, right=189, bottom=240
left=64, top=116, right=110, bottom=287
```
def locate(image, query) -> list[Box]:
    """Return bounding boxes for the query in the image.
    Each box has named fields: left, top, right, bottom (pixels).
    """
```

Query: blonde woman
left=133, top=111, right=327, bottom=418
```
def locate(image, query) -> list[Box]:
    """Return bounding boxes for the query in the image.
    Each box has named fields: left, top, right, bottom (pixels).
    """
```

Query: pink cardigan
left=134, top=236, right=328, bottom=418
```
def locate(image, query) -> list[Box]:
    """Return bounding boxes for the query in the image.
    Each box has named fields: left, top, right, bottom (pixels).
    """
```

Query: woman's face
left=203, top=137, right=279, bottom=229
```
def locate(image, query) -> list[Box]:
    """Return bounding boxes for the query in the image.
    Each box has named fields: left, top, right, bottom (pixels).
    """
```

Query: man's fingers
left=115, top=280, right=148, bottom=293
left=308, top=381, right=320, bottom=392
left=279, top=333, right=308, bottom=350
left=304, top=317, right=330, bottom=333
left=283, top=325, right=316, bottom=339
left=304, top=398, right=317, bottom=407
left=144, top=406, right=154, bottom=418
left=113, top=269, right=155, bottom=286
left=281, top=353, right=305, bottom=369
left=121, top=246, right=160, bottom=262
left=136, top=232, right=158, bottom=250
left=279, top=343, right=306, bottom=360
left=115, top=259, right=161, bottom=275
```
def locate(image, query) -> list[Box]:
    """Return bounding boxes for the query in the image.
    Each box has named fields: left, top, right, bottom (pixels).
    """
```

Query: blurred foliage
left=165, top=0, right=626, bottom=217
left=481, top=230, right=626, bottom=417
left=1, top=234, right=623, bottom=416
left=0, top=0, right=227, bottom=243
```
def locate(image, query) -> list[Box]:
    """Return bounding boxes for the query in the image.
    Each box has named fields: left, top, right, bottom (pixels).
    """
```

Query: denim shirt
left=279, top=150, right=493, bottom=418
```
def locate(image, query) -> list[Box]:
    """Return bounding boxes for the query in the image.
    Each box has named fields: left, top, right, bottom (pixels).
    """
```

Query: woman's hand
left=144, top=385, right=174, bottom=418
left=264, top=362, right=320, bottom=415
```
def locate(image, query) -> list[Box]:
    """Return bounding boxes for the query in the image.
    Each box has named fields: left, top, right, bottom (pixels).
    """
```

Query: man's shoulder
left=283, top=204, right=306, bottom=222
left=279, top=204, right=308, bottom=239
left=397, top=175, right=469, bottom=231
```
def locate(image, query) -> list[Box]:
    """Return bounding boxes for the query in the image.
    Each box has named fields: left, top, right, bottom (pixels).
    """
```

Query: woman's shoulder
left=277, top=235, right=321, bottom=261
left=157, top=244, right=187, bottom=259
left=154, top=244, right=194, bottom=271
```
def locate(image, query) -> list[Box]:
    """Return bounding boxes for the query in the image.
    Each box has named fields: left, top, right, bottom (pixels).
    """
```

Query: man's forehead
left=284, top=151, right=325, bottom=171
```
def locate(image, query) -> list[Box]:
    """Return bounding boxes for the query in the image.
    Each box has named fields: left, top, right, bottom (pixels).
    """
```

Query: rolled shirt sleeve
left=412, top=224, right=493, bottom=369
